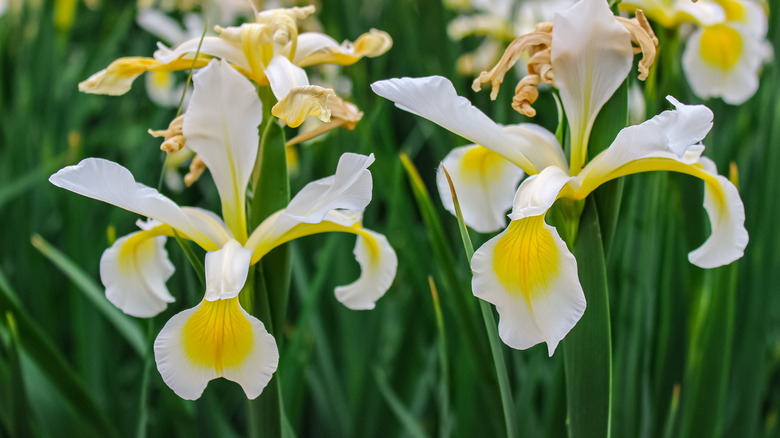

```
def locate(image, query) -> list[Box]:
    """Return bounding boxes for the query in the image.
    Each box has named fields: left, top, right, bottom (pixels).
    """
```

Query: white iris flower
left=51, top=61, right=397, bottom=399
left=373, top=0, right=747, bottom=355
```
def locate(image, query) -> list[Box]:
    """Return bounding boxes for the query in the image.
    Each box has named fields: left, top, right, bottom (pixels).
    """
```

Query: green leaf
left=373, top=366, right=429, bottom=438
left=30, top=234, right=146, bottom=357
left=3, top=312, right=33, bottom=438
left=0, top=268, right=119, bottom=438
left=563, top=198, right=613, bottom=438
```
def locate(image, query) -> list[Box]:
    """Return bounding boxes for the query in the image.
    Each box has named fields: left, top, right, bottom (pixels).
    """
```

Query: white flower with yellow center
left=79, top=5, right=392, bottom=128
left=373, top=0, right=747, bottom=355
left=51, top=61, right=397, bottom=399
left=682, top=0, right=771, bottom=104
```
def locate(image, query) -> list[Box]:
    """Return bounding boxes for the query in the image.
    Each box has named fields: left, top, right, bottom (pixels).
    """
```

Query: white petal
left=371, top=76, right=539, bottom=173
left=153, top=36, right=250, bottom=71
left=551, top=0, right=633, bottom=160
left=471, top=215, right=585, bottom=355
left=436, top=145, right=524, bottom=233
left=687, top=158, right=748, bottom=268
left=154, top=299, right=279, bottom=400
left=682, top=24, right=766, bottom=104
left=183, top=61, right=262, bottom=235
left=294, top=32, right=341, bottom=63
left=335, top=229, right=397, bottom=310
left=49, top=158, right=214, bottom=248
left=100, top=229, right=175, bottom=318
left=204, top=240, right=253, bottom=301
left=282, top=152, right=374, bottom=224
left=136, top=8, right=188, bottom=45
left=265, top=55, right=310, bottom=101
left=509, top=165, right=574, bottom=221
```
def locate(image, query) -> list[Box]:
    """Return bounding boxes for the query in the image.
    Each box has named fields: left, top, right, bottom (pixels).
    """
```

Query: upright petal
left=100, top=223, right=175, bottom=318
left=551, top=0, right=633, bottom=171
left=265, top=55, right=310, bottom=101
left=371, top=76, right=539, bottom=174
left=49, top=158, right=217, bottom=250
left=472, top=167, right=584, bottom=355
left=436, top=145, right=524, bottom=233
left=183, top=61, right=263, bottom=239
left=154, top=298, right=278, bottom=400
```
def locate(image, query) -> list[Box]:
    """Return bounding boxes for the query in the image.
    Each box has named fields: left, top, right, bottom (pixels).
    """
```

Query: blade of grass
left=373, top=366, right=428, bottom=438
left=4, top=312, right=33, bottom=438
left=428, top=276, right=451, bottom=438
left=0, top=268, right=119, bottom=438
left=30, top=234, right=146, bottom=356
left=440, top=165, right=518, bottom=438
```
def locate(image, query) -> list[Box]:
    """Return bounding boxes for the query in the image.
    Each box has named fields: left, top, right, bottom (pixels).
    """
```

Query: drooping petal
left=576, top=97, right=748, bottom=267
left=78, top=57, right=161, bottom=95
left=272, top=85, right=335, bottom=128
left=49, top=158, right=218, bottom=250
left=100, top=224, right=175, bottom=318
left=335, top=228, right=398, bottom=310
left=204, top=240, right=253, bottom=301
left=371, top=76, right=539, bottom=173
left=294, top=29, right=393, bottom=67
left=153, top=36, right=250, bottom=71
left=471, top=166, right=584, bottom=355
left=551, top=0, right=634, bottom=171
left=436, top=145, right=524, bottom=233
left=183, top=60, right=262, bottom=239
left=682, top=23, right=767, bottom=104
left=154, top=298, right=278, bottom=400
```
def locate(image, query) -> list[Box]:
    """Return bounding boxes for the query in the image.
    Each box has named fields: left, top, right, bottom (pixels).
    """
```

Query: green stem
left=562, top=198, right=612, bottom=438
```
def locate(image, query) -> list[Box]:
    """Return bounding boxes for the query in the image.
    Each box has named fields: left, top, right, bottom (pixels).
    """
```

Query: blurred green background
left=1, top=0, right=779, bottom=436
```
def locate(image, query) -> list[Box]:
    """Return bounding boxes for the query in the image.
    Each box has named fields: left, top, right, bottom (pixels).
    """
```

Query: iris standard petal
left=183, top=60, right=263, bottom=239
left=436, top=145, right=524, bottom=233
left=551, top=0, right=634, bottom=171
left=49, top=158, right=216, bottom=250
left=371, top=76, right=539, bottom=173
left=100, top=225, right=175, bottom=318
left=154, top=298, right=278, bottom=400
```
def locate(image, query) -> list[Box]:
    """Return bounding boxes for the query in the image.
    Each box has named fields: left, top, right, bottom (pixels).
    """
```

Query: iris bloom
left=79, top=5, right=391, bottom=128
left=373, top=0, right=747, bottom=355
left=621, top=0, right=771, bottom=104
left=51, top=61, right=397, bottom=399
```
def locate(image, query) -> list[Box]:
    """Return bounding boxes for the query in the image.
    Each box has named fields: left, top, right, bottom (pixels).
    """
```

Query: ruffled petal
left=436, top=145, right=524, bottom=233
left=154, top=298, right=278, bottom=400
left=272, top=85, right=335, bottom=128
left=183, top=61, right=263, bottom=238
left=551, top=0, right=634, bottom=169
left=49, top=158, right=218, bottom=250
left=335, top=228, right=397, bottom=310
left=204, top=240, right=253, bottom=301
left=371, top=76, right=539, bottom=173
left=100, top=225, right=175, bottom=318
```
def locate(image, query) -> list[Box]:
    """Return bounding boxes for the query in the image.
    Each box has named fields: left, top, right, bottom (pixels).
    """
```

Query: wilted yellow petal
left=272, top=85, right=335, bottom=128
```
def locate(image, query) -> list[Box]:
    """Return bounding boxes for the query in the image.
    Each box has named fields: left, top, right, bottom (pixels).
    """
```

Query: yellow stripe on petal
left=183, top=298, right=253, bottom=374
left=699, top=24, right=742, bottom=69
left=493, top=216, right=559, bottom=304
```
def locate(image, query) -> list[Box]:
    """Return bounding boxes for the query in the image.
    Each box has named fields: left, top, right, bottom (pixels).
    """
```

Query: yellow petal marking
left=718, top=0, right=746, bottom=22
left=493, top=216, right=559, bottom=305
left=183, top=298, right=253, bottom=374
left=459, top=145, right=506, bottom=182
left=699, top=24, right=742, bottom=70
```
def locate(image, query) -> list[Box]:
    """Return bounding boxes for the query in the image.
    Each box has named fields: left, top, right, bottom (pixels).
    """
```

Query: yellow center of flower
left=719, top=0, right=746, bottom=22
left=699, top=24, right=742, bottom=70
left=183, top=298, right=253, bottom=374
left=493, top=216, right=559, bottom=304
left=460, top=146, right=505, bottom=180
